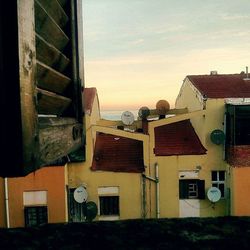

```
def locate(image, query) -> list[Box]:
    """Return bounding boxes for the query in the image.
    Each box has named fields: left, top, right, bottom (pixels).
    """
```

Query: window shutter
left=179, top=180, right=188, bottom=199
left=0, top=0, right=84, bottom=177
left=198, top=179, right=205, bottom=199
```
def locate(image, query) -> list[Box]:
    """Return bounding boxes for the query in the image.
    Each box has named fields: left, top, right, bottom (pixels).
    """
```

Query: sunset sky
left=83, top=0, right=250, bottom=111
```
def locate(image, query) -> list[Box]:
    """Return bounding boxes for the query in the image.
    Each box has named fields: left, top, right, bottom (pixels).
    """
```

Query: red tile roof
left=188, top=74, right=250, bottom=98
left=83, top=88, right=97, bottom=113
left=154, top=120, right=207, bottom=156
left=91, top=133, right=144, bottom=173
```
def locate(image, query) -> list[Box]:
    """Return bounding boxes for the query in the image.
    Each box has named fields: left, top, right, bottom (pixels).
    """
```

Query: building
left=67, top=88, right=146, bottom=221
left=68, top=86, right=229, bottom=220
left=176, top=72, right=250, bottom=216
left=3, top=166, right=68, bottom=228
left=2, top=72, right=250, bottom=227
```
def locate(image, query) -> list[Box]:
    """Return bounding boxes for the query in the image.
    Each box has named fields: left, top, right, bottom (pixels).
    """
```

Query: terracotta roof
left=154, top=120, right=207, bottom=156
left=187, top=74, right=250, bottom=98
left=83, top=88, right=97, bottom=114
left=91, top=133, right=144, bottom=173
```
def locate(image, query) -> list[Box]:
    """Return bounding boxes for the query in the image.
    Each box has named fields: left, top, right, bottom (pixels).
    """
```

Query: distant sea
left=101, top=110, right=138, bottom=121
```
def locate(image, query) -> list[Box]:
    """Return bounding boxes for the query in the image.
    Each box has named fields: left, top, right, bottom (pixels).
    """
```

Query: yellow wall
left=7, top=166, right=67, bottom=228
left=68, top=163, right=143, bottom=220
left=68, top=94, right=146, bottom=220
left=168, top=78, right=229, bottom=216
left=0, top=177, right=6, bottom=227
left=231, top=167, right=250, bottom=216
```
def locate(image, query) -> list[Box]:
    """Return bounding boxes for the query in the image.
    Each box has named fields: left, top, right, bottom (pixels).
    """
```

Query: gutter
left=142, top=163, right=160, bottom=219
left=4, top=178, right=10, bottom=228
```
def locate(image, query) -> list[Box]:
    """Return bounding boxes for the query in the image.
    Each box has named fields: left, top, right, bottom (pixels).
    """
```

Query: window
left=179, top=179, right=205, bottom=199
left=68, top=188, right=85, bottom=222
left=226, top=105, right=250, bottom=146
left=24, top=206, right=48, bottom=227
left=99, top=196, right=119, bottom=216
left=211, top=171, right=226, bottom=198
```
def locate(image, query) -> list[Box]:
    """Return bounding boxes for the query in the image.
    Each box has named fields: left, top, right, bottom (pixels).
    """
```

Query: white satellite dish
left=207, top=187, right=221, bottom=203
left=121, top=111, right=135, bottom=125
left=74, top=186, right=88, bottom=203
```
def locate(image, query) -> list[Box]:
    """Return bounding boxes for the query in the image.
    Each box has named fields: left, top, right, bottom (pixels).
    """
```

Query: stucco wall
left=0, top=177, right=6, bottom=227
left=231, top=167, right=250, bottom=216
left=7, top=166, right=67, bottom=228
left=68, top=163, right=143, bottom=220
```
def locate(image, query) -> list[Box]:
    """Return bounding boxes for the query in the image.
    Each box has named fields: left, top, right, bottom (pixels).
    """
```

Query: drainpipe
left=142, top=163, right=160, bottom=219
left=155, top=163, right=160, bottom=219
left=4, top=178, right=10, bottom=228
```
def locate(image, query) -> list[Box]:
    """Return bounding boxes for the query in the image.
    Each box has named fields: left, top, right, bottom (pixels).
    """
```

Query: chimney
left=244, top=66, right=250, bottom=81
left=210, top=71, right=218, bottom=75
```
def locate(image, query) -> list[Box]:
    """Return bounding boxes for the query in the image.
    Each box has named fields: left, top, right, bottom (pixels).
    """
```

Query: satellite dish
left=207, top=187, right=221, bottom=203
left=210, top=129, right=225, bottom=145
left=138, top=106, right=150, bottom=119
left=156, top=100, right=170, bottom=115
left=74, top=186, right=88, bottom=203
left=121, top=111, right=135, bottom=125
left=85, top=201, right=98, bottom=222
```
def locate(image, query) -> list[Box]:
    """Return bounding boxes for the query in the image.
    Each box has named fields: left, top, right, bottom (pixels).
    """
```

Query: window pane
left=24, top=206, right=48, bottom=227
left=219, top=171, right=225, bottom=181
left=211, top=171, right=217, bottom=181
left=100, top=196, right=119, bottom=216
left=219, top=184, right=225, bottom=198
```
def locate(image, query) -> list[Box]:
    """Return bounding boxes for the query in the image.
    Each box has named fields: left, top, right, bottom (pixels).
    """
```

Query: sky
left=83, top=0, right=250, bottom=111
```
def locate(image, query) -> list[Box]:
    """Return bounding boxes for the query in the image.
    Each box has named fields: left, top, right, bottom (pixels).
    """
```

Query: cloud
left=220, top=13, right=250, bottom=21
left=129, top=39, right=145, bottom=45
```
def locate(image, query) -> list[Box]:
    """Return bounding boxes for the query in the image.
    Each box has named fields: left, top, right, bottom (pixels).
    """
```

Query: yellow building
left=68, top=88, right=146, bottom=221
left=68, top=85, right=230, bottom=220
left=176, top=72, right=250, bottom=216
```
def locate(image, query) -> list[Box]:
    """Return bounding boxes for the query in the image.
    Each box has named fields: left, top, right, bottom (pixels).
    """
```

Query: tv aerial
left=85, top=201, right=98, bottom=222
left=156, top=99, right=170, bottom=116
left=121, top=111, right=135, bottom=125
left=73, top=186, right=88, bottom=203
left=138, top=106, right=150, bottom=120
left=207, top=187, right=221, bottom=203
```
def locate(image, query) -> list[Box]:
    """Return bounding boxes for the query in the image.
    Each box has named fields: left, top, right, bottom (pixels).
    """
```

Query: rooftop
left=91, top=133, right=144, bottom=173
left=154, top=120, right=207, bottom=156
left=187, top=74, right=250, bottom=98
left=83, top=87, right=97, bottom=114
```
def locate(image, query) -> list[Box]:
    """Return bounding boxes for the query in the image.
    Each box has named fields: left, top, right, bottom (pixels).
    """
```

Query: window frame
left=211, top=170, right=226, bottom=198
left=24, top=206, right=48, bottom=227
left=99, top=196, right=120, bottom=216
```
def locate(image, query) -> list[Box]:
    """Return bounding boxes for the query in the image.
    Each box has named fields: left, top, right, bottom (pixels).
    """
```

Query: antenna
left=207, top=187, right=221, bottom=203
left=85, top=201, right=98, bottom=222
left=121, top=111, right=135, bottom=125
left=156, top=100, right=170, bottom=118
left=138, top=106, right=150, bottom=120
left=73, top=186, right=88, bottom=203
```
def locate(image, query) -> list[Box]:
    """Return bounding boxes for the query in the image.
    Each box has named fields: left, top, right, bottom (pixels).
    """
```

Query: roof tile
left=188, top=74, right=250, bottom=98
left=92, top=133, right=144, bottom=173
left=154, top=120, right=207, bottom=156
